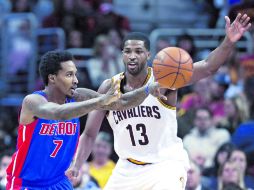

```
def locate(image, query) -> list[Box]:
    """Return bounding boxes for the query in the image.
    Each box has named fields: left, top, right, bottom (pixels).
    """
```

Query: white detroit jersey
left=107, top=67, right=189, bottom=167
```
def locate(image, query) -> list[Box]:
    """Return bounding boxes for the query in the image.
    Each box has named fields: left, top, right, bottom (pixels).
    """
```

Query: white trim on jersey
left=10, top=174, right=15, bottom=190
left=23, top=125, right=26, bottom=142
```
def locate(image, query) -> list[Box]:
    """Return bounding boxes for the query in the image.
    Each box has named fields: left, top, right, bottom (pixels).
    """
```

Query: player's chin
left=67, top=89, right=75, bottom=98
left=127, top=68, right=139, bottom=76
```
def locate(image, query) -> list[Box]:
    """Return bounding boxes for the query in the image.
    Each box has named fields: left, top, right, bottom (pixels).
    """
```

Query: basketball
left=152, top=47, right=193, bottom=89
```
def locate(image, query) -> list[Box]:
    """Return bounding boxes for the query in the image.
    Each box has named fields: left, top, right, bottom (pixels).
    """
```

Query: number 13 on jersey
left=126, top=124, right=149, bottom=146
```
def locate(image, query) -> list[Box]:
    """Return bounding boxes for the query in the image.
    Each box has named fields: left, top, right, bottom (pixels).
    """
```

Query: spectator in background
left=186, top=161, right=211, bottom=190
left=155, top=37, right=171, bottom=52
left=231, top=77, right=254, bottom=177
left=176, top=34, right=197, bottom=62
left=67, top=30, right=84, bottom=48
left=11, top=0, right=31, bottom=12
left=89, top=132, right=115, bottom=189
left=86, top=35, right=124, bottom=88
left=0, top=151, right=12, bottom=190
left=229, top=149, right=254, bottom=189
left=183, top=107, right=230, bottom=169
left=203, top=142, right=236, bottom=189
left=218, top=96, right=249, bottom=134
left=218, top=160, right=244, bottom=190
left=178, top=77, right=212, bottom=138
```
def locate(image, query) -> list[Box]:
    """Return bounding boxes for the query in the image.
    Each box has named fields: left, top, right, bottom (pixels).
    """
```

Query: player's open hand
left=101, top=76, right=123, bottom=105
left=225, top=13, right=251, bottom=43
left=65, top=166, right=79, bottom=181
left=148, top=82, right=167, bottom=100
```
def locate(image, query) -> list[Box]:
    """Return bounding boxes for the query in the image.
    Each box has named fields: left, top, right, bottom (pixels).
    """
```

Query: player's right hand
left=100, top=76, right=123, bottom=105
left=65, top=166, right=79, bottom=181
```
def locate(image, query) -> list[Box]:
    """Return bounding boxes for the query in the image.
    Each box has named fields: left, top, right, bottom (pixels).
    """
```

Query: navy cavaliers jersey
left=107, top=67, right=189, bottom=167
left=6, top=91, right=80, bottom=188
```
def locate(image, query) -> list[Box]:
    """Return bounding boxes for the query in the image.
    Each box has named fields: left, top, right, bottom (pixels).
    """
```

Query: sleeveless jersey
left=107, top=67, right=189, bottom=166
left=6, top=91, right=80, bottom=187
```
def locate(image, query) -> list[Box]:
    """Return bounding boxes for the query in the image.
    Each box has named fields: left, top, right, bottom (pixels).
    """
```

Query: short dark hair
left=39, top=50, right=73, bottom=85
left=123, top=32, right=150, bottom=51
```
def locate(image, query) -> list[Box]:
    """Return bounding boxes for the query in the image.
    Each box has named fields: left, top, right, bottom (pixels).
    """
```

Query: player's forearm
left=104, top=85, right=149, bottom=110
left=189, top=37, right=235, bottom=84
left=53, top=97, right=105, bottom=120
left=73, top=132, right=96, bottom=169
left=205, top=36, right=234, bottom=75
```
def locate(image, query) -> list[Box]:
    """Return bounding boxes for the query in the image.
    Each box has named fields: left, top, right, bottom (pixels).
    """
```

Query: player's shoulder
left=22, top=92, right=48, bottom=107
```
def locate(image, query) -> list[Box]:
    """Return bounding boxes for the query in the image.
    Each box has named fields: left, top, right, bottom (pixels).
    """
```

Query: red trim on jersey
left=6, top=175, right=22, bottom=190
left=6, top=119, right=38, bottom=180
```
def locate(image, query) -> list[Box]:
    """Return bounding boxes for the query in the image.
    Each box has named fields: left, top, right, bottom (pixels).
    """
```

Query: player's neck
left=43, top=87, right=66, bottom=104
left=125, top=68, right=148, bottom=89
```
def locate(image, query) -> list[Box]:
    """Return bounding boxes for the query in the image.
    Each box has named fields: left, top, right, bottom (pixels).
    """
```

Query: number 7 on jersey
left=50, top=140, right=63, bottom=157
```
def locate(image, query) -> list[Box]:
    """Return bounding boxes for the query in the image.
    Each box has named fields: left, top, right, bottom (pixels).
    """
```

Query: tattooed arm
left=74, top=79, right=163, bottom=111
left=20, top=80, right=121, bottom=124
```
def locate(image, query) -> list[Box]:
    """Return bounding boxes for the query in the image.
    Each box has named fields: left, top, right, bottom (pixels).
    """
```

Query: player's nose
left=129, top=51, right=137, bottom=59
left=73, top=75, right=78, bottom=84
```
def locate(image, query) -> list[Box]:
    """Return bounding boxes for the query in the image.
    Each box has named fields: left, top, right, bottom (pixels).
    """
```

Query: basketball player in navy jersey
left=6, top=50, right=163, bottom=190
left=67, top=14, right=251, bottom=189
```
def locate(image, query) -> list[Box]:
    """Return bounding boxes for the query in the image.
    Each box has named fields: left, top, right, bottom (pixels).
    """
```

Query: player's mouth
left=127, top=62, right=138, bottom=69
left=70, top=86, right=77, bottom=94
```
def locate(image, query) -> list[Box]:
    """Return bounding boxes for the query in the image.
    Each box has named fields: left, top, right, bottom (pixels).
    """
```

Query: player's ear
left=48, top=74, right=56, bottom=84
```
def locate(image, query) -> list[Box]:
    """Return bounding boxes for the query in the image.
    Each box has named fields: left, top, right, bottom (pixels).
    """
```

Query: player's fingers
left=241, top=14, right=248, bottom=22
left=242, top=16, right=250, bottom=27
left=224, top=16, right=231, bottom=28
left=160, top=94, right=167, bottom=101
left=235, top=13, right=242, bottom=23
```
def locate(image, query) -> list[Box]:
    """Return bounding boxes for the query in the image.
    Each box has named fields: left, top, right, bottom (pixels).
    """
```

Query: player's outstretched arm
left=21, top=80, right=120, bottom=122
left=65, top=78, right=166, bottom=179
left=100, top=79, right=166, bottom=110
left=189, top=13, right=251, bottom=84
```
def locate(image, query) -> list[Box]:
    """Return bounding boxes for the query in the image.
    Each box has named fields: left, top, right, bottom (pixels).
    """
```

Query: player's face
left=122, top=40, right=150, bottom=75
left=54, top=61, right=78, bottom=97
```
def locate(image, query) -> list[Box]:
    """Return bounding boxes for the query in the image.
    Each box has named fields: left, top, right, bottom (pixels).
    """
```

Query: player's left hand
left=65, top=166, right=79, bottom=180
left=101, top=76, right=123, bottom=105
left=225, top=13, right=251, bottom=43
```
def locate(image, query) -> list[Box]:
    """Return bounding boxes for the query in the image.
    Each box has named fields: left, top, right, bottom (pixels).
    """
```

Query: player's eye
left=123, top=50, right=131, bottom=54
left=136, top=50, right=144, bottom=54
left=66, top=73, right=73, bottom=77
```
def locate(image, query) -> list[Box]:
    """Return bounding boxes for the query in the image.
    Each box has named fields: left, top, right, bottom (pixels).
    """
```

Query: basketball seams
left=153, top=47, right=193, bottom=89
left=170, top=49, right=182, bottom=88
left=162, top=50, right=179, bottom=63
left=153, top=63, right=193, bottom=72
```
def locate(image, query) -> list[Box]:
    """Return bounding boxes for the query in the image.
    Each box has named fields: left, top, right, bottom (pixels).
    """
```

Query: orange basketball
left=152, top=47, right=193, bottom=89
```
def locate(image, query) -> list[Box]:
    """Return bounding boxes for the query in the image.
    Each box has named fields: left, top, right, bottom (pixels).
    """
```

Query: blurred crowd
left=1, top=0, right=254, bottom=190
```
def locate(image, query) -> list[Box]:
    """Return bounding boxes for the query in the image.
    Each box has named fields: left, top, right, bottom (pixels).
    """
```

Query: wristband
left=145, top=83, right=150, bottom=96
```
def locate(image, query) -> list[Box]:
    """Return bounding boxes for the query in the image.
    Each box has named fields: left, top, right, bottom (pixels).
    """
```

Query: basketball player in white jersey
left=66, top=14, right=251, bottom=189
